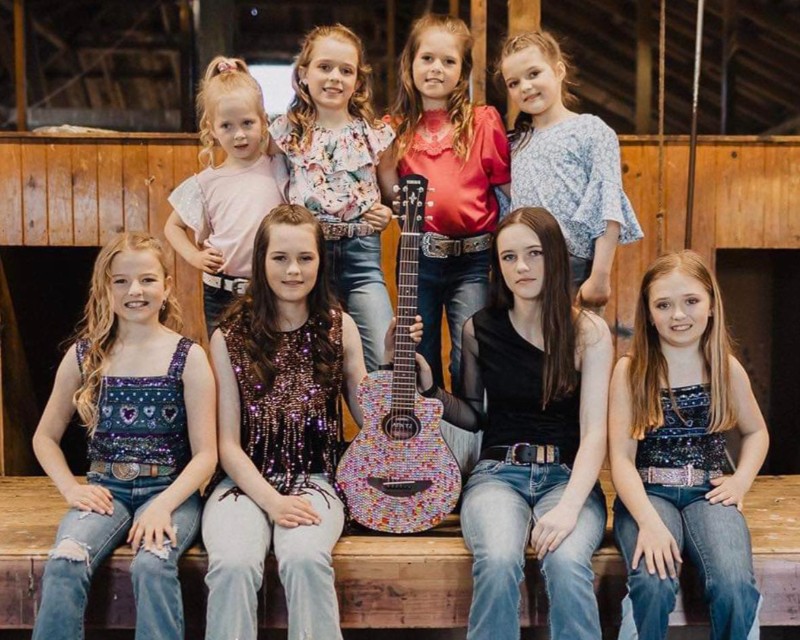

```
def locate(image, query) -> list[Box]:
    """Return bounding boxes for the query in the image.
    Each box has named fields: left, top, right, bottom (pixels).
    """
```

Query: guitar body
left=337, top=370, right=461, bottom=533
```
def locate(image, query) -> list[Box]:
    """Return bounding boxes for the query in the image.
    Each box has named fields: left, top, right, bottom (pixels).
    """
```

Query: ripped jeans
left=32, top=470, right=202, bottom=640
left=202, top=474, right=345, bottom=640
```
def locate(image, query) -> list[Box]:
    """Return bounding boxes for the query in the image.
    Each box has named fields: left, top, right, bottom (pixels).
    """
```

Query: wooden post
left=178, top=0, right=195, bottom=132
left=471, top=0, right=487, bottom=103
left=387, top=0, right=396, bottom=106
left=635, top=0, right=653, bottom=133
left=450, top=0, right=459, bottom=17
left=721, top=0, right=738, bottom=134
left=196, top=0, right=234, bottom=76
left=506, top=0, right=541, bottom=127
left=13, top=0, right=26, bottom=131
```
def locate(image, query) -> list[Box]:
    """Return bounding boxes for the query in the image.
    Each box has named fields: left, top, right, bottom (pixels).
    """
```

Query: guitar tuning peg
left=425, top=215, right=434, bottom=221
left=427, top=201, right=434, bottom=208
left=427, top=186, right=436, bottom=193
left=392, top=184, right=400, bottom=193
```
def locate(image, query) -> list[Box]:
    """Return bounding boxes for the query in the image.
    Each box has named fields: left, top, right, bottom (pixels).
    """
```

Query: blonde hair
left=497, top=31, right=578, bottom=152
left=196, top=56, right=268, bottom=168
left=285, top=24, right=385, bottom=153
left=73, top=233, right=182, bottom=434
left=628, top=250, right=736, bottom=439
left=392, top=13, right=475, bottom=162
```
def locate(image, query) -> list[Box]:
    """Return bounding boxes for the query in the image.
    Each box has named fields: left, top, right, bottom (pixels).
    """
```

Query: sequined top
left=510, top=114, right=643, bottom=259
left=220, top=309, right=344, bottom=494
left=635, top=384, right=728, bottom=471
left=77, top=337, right=193, bottom=469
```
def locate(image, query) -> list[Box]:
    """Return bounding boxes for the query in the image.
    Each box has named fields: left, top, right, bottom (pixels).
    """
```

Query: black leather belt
left=480, top=444, right=560, bottom=465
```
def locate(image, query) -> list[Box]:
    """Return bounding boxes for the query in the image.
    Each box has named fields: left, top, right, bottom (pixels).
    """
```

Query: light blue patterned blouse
left=509, top=114, right=643, bottom=259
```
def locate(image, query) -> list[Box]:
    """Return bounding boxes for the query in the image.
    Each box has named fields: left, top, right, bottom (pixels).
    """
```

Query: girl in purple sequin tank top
left=32, top=233, right=217, bottom=640
left=609, top=250, right=769, bottom=640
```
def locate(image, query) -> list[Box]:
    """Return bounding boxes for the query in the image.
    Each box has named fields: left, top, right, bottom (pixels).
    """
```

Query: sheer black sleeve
left=428, top=318, right=487, bottom=432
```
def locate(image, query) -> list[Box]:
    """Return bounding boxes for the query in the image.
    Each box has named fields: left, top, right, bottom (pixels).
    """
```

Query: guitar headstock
left=397, top=174, right=429, bottom=235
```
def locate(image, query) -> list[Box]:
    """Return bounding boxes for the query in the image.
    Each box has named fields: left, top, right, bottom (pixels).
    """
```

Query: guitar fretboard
left=392, top=177, right=427, bottom=412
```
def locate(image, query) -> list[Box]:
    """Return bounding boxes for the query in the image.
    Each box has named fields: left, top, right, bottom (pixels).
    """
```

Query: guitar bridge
left=367, top=477, right=433, bottom=497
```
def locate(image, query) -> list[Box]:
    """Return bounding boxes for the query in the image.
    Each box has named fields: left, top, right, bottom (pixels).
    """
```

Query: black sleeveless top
left=473, top=307, right=582, bottom=464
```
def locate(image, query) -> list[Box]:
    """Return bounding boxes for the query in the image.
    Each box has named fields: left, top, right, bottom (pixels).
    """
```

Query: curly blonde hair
left=73, top=233, right=182, bottom=435
left=497, top=31, right=578, bottom=152
left=392, top=14, right=475, bottom=162
left=284, top=24, right=386, bottom=153
left=196, top=56, right=269, bottom=168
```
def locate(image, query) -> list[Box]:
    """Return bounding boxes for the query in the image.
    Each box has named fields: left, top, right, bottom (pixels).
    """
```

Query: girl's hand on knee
left=530, top=503, right=579, bottom=560
left=633, top=522, right=682, bottom=580
left=128, top=503, right=177, bottom=552
left=705, top=475, right=747, bottom=511
left=65, top=483, right=114, bottom=515
left=268, top=494, right=321, bottom=528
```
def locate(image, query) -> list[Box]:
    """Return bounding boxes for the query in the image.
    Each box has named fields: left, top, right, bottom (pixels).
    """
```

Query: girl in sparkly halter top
left=609, top=251, right=769, bottom=640
left=202, top=204, right=420, bottom=640
left=31, top=232, right=217, bottom=640
left=387, top=13, right=511, bottom=471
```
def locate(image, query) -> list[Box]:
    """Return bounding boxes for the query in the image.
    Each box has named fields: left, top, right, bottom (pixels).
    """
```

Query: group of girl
left=30, top=12, right=768, bottom=640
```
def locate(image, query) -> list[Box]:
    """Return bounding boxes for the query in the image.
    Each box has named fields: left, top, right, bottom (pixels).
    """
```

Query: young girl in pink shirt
left=165, top=56, right=288, bottom=336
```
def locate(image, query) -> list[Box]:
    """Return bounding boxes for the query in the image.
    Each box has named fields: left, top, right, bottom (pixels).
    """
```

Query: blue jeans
left=613, top=484, right=761, bottom=640
left=417, top=250, right=489, bottom=391
left=33, top=472, right=202, bottom=640
left=326, top=234, right=393, bottom=372
left=203, top=475, right=345, bottom=640
left=461, top=460, right=606, bottom=640
left=203, top=283, right=236, bottom=338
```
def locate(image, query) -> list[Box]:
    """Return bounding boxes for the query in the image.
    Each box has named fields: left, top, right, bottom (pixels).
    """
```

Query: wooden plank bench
left=1, top=475, right=798, bottom=631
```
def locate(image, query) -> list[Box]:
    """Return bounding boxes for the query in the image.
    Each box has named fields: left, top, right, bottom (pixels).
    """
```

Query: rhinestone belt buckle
left=421, top=233, right=447, bottom=259
left=111, top=462, right=140, bottom=481
left=231, top=279, right=249, bottom=295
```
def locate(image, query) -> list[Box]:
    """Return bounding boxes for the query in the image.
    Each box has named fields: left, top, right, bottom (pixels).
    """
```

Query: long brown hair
left=222, top=205, right=339, bottom=392
left=196, top=56, right=268, bottom=168
left=74, top=233, right=182, bottom=434
left=490, top=207, right=578, bottom=406
left=392, top=13, right=475, bottom=162
left=497, top=31, right=578, bottom=152
left=284, top=24, right=385, bottom=153
left=628, top=250, right=736, bottom=438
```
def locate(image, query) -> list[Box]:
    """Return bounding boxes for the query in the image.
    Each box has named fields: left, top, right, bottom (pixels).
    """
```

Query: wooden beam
left=178, top=0, right=195, bottom=132
left=635, top=0, right=653, bottom=133
left=196, top=0, right=234, bottom=76
left=720, top=0, right=739, bottom=133
left=470, top=0, right=487, bottom=104
left=387, top=0, right=396, bottom=106
left=13, top=0, right=25, bottom=131
left=450, top=0, right=459, bottom=17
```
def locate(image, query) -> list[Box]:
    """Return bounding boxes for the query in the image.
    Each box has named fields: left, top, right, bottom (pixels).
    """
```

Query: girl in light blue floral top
left=500, top=32, right=644, bottom=308
left=269, top=24, right=395, bottom=371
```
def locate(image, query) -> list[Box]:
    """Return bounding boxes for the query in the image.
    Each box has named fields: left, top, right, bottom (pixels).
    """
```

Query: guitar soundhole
left=381, top=413, right=421, bottom=441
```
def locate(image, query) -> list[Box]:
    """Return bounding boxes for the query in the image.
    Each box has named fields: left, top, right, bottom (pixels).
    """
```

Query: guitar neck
left=391, top=175, right=428, bottom=412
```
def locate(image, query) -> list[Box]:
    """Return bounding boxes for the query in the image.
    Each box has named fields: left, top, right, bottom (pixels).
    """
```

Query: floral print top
left=269, top=116, right=395, bottom=223
left=510, top=114, right=643, bottom=259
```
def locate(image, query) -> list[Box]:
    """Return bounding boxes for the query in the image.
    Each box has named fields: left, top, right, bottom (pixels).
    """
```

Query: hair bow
left=217, top=60, right=236, bottom=74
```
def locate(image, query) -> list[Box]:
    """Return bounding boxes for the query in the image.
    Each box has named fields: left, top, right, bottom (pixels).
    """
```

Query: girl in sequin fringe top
left=31, top=232, right=217, bottom=640
left=609, top=250, right=769, bottom=640
left=203, top=204, right=418, bottom=640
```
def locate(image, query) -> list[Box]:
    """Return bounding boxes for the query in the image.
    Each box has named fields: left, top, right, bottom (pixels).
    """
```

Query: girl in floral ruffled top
left=499, top=31, right=643, bottom=307
left=269, top=24, right=395, bottom=372
left=389, top=13, right=510, bottom=398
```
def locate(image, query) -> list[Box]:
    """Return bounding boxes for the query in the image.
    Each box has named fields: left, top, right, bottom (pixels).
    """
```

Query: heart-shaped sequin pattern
left=143, top=406, right=156, bottom=418
left=162, top=404, right=178, bottom=423
left=120, top=405, right=138, bottom=425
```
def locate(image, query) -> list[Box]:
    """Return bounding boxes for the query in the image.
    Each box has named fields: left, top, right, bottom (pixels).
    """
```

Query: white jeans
left=202, top=475, right=345, bottom=640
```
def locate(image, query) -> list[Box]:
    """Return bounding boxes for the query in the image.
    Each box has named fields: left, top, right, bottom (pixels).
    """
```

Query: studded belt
left=202, top=272, right=249, bottom=295
left=421, top=232, right=492, bottom=258
left=320, top=221, right=375, bottom=241
left=638, top=465, right=723, bottom=487
left=480, top=444, right=560, bottom=465
left=89, top=461, right=176, bottom=481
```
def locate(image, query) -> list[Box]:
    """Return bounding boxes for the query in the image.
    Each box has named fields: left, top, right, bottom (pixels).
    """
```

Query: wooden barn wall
left=0, top=133, right=799, bottom=473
